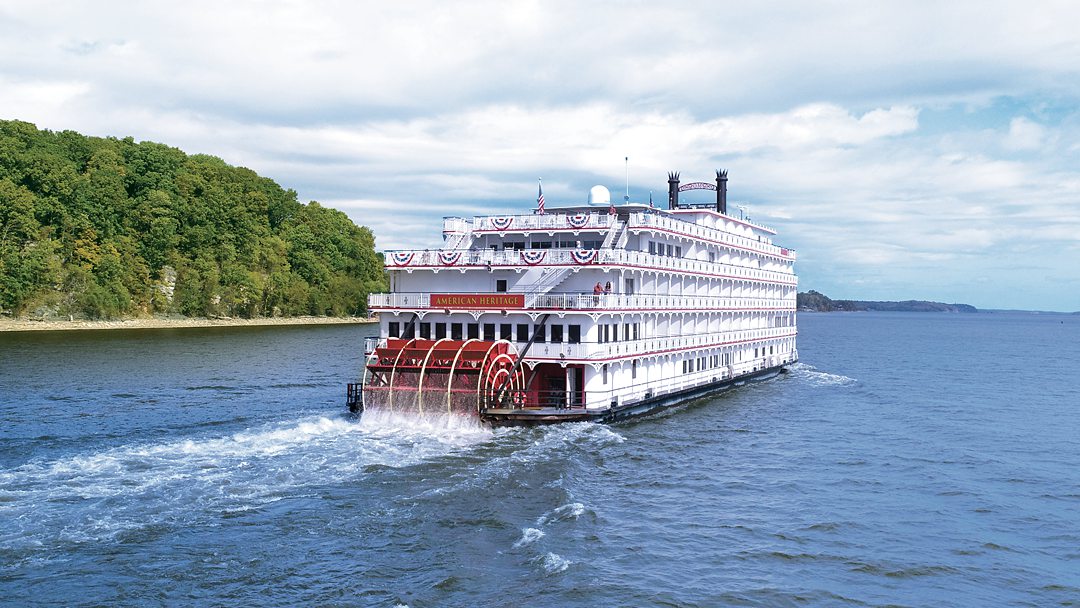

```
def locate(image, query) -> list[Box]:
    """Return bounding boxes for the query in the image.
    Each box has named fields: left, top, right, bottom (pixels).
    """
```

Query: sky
left=2, top=1, right=1079, bottom=312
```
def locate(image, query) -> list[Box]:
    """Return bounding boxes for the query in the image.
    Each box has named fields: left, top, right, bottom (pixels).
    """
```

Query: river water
left=1, top=313, right=1078, bottom=607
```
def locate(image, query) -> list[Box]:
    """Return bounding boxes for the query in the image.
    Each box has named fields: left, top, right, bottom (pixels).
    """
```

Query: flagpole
left=624, top=156, right=629, bottom=202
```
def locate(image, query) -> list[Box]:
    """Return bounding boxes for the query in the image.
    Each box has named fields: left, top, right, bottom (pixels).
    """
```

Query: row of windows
left=648, top=241, right=682, bottom=257
left=601, top=359, right=640, bottom=385
left=388, top=321, right=582, bottom=344
left=680, top=346, right=776, bottom=374
left=491, top=240, right=603, bottom=251
left=682, top=354, right=724, bottom=374
left=648, top=240, right=722, bottom=263
left=597, top=322, right=640, bottom=343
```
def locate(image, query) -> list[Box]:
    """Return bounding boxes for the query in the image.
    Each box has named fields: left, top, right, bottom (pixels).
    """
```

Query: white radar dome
left=588, top=185, right=611, bottom=206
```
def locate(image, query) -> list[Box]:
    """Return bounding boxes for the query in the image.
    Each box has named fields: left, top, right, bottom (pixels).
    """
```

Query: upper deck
left=419, top=206, right=795, bottom=268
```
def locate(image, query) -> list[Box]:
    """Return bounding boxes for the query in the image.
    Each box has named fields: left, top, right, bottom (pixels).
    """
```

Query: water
left=1, top=314, right=1078, bottom=607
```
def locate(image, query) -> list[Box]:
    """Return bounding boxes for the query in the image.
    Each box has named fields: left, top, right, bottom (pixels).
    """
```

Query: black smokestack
left=668, top=172, right=680, bottom=209
left=716, top=169, right=728, bottom=214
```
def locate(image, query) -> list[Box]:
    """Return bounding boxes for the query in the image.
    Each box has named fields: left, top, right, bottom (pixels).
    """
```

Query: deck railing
left=369, top=292, right=795, bottom=312
left=523, top=327, right=797, bottom=361
left=443, top=211, right=793, bottom=259
left=626, top=212, right=795, bottom=260
left=384, top=247, right=797, bottom=284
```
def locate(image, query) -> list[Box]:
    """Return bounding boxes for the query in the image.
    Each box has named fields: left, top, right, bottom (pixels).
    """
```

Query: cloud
left=1004, top=116, right=1047, bottom=150
left=3, top=1, right=1080, bottom=310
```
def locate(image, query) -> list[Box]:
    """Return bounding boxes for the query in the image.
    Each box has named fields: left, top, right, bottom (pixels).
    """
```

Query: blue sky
left=2, top=1, right=1079, bottom=311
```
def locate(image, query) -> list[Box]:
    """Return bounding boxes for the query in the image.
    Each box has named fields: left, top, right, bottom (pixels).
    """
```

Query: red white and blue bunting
left=390, top=252, right=415, bottom=266
left=439, top=251, right=462, bottom=266
left=520, top=250, right=546, bottom=265
left=490, top=216, right=514, bottom=231
left=566, top=213, right=590, bottom=229
left=571, top=249, right=598, bottom=265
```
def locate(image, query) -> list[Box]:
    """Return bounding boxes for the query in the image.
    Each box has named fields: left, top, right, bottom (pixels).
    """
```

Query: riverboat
left=348, top=171, right=798, bottom=425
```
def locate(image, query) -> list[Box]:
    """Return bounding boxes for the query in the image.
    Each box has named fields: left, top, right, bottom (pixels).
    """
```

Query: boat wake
left=0, top=413, right=490, bottom=555
left=788, top=362, right=857, bottom=387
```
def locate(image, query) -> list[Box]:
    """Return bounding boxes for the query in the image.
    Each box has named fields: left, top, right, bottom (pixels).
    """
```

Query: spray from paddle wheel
left=356, top=338, right=526, bottom=419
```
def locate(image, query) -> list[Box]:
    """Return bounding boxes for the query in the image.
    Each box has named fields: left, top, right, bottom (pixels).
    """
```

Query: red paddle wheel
left=360, top=338, right=525, bottom=417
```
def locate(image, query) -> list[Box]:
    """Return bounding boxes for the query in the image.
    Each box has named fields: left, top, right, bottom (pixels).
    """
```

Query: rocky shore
left=0, top=315, right=376, bottom=332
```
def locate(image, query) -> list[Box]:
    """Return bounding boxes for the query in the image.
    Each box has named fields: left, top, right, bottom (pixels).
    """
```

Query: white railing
left=441, top=217, right=474, bottom=249
left=469, top=212, right=615, bottom=233
left=601, top=218, right=623, bottom=248
left=628, top=212, right=795, bottom=260
left=455, top=211, right=793, bottom=260
left=521, top=327, right=797, bottom=362
left=384, top=247, right=798, bottom=285
left=368, top=292, right=795, bottom=312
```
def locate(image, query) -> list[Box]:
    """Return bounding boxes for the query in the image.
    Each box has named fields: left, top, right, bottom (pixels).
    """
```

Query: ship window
left=500, top=323, right=512, bottom=340
left=632, top=359, right=637, bottom=379
left=709, top=252, right=716, bottom=263
left=568, top=325, right=581, bottom=344
left=517, top=324, right=530, bottom=342
left=496, top=279, right=507, bottom=292
left=633, top=323, right=639, bottom=340
left=451, top=323, right=463, bottom=340
left=419, top=322, right=431, bottom=339
left=666, top=244, right=673, bottom=256
left=602, top=364, right=608, bottom=385
left=550, top=325, right=563, bottom=343
left=602, top=325, right=609, bottom=343
left=533, top=324, right=546, bottom=343
left=535, top=241, right=553, bottom=249
left=435, top=323, right=447, bottom=340
left=648, top=241, right=656, bottom=255
left=512, top=242, right=525, bottom=251
left=675, top=246, right=682, bottom=257
left=624, top=323, right=630, bottom=341
left=483, top=323, right=496, bottom=341
left=583, top=240, right=602, bottom=249
left=388, top=322, right=400, bottom=338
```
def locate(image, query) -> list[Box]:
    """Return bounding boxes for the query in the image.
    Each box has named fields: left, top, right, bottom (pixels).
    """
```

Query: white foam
left=789, top=362, right=857, bottom=387
left=537, top=502, right=586, bottom=526
left=0, top=414, right=490, bottom=550
left=513, top=527, right=545, bottom=548
left=539, top=552, right=571, bottom=574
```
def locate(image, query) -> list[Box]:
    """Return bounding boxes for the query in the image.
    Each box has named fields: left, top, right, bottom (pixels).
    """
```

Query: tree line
left=0, top=119, right=386, bottom=319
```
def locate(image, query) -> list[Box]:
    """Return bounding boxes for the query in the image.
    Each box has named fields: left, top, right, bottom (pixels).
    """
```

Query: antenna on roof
left=624, top=156, right=630, bottom=202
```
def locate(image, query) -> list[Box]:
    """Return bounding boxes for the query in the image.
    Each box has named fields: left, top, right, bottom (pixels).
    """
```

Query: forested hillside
left=0, top=120, right=385, bottom=320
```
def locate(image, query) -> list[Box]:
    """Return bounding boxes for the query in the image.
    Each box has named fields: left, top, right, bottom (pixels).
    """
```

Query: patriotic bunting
left=490, top=216, right=514, bottom=230
left=520, top=250, right=546, bottom=265
left=571, top=250, right=598, bottom=265
left=390, top=252, right=415, bottom=266
left=567, top=213, right=590, bottom=229
left=439, top=251, right=462, bottom=266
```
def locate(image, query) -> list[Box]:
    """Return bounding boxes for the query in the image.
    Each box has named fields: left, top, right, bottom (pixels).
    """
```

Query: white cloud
left=1004, top=117, right=1047, bottom=150
left=3, top=1, right=1080, bottom=310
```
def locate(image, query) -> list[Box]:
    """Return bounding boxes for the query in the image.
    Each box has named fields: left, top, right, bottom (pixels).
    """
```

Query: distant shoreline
left=0, top=315, right=377, bottom=332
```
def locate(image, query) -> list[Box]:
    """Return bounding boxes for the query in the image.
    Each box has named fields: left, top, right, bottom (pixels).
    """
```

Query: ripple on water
left=0, top=413, right=492, bottom=554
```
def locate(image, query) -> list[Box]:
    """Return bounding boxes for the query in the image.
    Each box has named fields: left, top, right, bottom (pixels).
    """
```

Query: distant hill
left=0, top=120, right=386, bottom=320
left=797, top=290, right=977, bottom=313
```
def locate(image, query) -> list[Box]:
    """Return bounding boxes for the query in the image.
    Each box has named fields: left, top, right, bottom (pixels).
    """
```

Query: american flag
left=537, top=179, right=545, bottom=214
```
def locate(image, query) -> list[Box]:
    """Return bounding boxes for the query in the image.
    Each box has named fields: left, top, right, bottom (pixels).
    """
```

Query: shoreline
left=0, top=315, right=377, bottom=332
